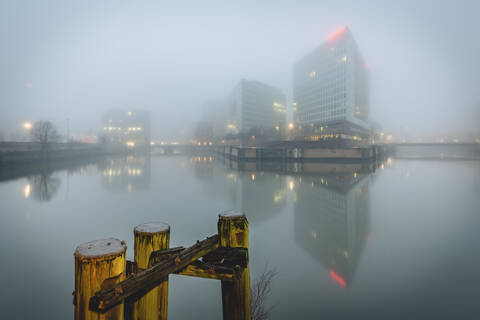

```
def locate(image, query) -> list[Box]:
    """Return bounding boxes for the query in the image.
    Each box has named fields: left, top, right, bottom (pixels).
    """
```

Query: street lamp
left=23, top=122, right=33, bottom=130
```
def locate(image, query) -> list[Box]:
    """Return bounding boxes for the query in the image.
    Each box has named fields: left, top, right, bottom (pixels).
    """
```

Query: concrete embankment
left=0, top=142, right=135, bottom=182
left=0, top=142, right=127, bottom=165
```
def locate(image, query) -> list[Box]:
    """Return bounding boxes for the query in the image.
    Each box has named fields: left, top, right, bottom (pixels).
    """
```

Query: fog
left=1, top=0, right=479, bottom=140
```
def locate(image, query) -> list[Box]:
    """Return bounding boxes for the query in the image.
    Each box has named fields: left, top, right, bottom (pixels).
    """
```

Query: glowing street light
left=288, top=123, right=294, bottom=130
left=23, top=122, right=33, bottom=130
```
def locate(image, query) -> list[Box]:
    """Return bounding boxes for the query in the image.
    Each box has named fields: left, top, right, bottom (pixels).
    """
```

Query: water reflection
left=229, top=170, right=286, bottom=224
left=223, top=157, right=379, bottom=289
left=294, top=171, right=372, bottom=288
left=98, top=155, right=151, bottom=192
left=192, top=153, right=215, bottom=180
left=26, top=171, right=61, bottom=202
left=1, top=154, right=479, bottom=319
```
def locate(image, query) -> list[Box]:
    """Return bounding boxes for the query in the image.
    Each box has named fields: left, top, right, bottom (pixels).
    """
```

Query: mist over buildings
left=1, top=0, right=479, bottom=141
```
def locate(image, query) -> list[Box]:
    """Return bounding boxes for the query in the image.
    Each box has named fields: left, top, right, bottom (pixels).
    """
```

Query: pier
left=215, top=144, right=386, bottom=162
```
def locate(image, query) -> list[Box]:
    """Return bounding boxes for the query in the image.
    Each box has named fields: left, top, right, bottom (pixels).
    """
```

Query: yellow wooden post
left=217, top=212, right=251, bottom=320
left=133, top=222, right=170, bottom=320
left=74, top=238, right=127, bottom=320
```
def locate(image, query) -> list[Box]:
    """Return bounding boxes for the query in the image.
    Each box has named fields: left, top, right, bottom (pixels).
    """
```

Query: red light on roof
left=365, top=63, right=370, bottom=69
left=329, top=269, right=347, bottom=288
left=327, top=27, right=346, bottom=42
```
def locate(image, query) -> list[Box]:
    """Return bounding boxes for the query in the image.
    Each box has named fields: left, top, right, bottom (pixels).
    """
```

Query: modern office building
left=293, top=26, right=370, bottom=143
left=101, top=109, right=151, bottom=148
left=226, top=79, right=286, bottom=135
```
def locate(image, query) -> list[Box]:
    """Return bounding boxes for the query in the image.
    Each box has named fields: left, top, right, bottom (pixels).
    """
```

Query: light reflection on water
left=0, top=155, right=479, bottom=319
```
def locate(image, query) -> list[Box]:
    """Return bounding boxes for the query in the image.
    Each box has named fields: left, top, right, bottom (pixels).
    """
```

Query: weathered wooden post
left=74, top=238, right=127, bottom=320
left=218, top=212, right=251, bottom=320
left=133, top=222, right=170, bottom=320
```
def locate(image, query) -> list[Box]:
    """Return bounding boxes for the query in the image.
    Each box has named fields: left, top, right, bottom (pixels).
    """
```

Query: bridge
left=387, top=142, right=480, bottom=160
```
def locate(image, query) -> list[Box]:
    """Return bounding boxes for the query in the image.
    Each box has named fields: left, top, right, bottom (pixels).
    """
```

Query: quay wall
left=0, top=142, right=129, bottom=165
left=217, top=144, right=384, bottom=162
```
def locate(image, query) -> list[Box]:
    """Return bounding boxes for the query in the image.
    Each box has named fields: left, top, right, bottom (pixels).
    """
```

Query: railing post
left=133, top=222, right=170, bottom=320
left=74, top=238, right=127, bottom=320
left=217, top=212, right=251, bottom=320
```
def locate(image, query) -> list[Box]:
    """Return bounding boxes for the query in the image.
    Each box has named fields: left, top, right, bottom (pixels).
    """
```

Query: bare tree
left=31, top=121, right=60, bottom=150
left=251, top=266, right=277, bottom=320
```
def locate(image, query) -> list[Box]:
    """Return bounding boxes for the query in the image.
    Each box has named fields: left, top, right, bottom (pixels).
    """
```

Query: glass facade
left=293, top=27, right=369, bottom=131
left=227, top=80, right=286, bottom=134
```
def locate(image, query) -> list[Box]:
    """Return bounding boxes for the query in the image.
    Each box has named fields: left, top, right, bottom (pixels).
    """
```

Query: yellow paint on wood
left=133, top=223, right=170, bottom=320
left=218, top=212, right=251, bottom=320
left=221, top=267, right=251, bottom=320
left=74, top=238, right=126, bottom=320
left=176, top=263, right=235, bottom=281
left=218, top=213, right=248, bottom=248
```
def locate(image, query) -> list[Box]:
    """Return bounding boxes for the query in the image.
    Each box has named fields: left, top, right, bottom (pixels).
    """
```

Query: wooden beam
left=175, top=260, right=240, bottom=281
left=148, top=246, right=185, bottom=267
left=203, top=247, right=249, bottom=269
left=89, top=235, right=219, bottom=313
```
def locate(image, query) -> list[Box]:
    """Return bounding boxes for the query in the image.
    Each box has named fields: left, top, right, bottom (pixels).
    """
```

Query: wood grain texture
left=133, top=223, right=170, bottom=320
left=74, top=238, right=126, bottom=320
left=218, top=213, right=251, bottom=320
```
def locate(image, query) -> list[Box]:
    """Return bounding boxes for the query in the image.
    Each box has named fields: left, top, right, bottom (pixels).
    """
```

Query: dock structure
left=73, top=212, right=250, bottom=320
left=216, top=144, right=386, bottom=162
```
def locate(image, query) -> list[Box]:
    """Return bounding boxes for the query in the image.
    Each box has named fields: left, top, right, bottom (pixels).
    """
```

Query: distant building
left=101, top=109, right=150, bottom=148
left=201, top=100, right=229, bottom=139
left=227, top=79, right=286, bottom=135
left=293, top=26, right=370, bottom=143
left=194, top=121, right=214, bottom=146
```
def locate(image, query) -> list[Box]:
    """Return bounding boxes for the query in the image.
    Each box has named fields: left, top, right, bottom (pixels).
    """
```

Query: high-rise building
left=226, top=79, right=286, bottom=135
left=101, top=109, right=151, bottom=148
left=293, top=27, right=370, bottom=143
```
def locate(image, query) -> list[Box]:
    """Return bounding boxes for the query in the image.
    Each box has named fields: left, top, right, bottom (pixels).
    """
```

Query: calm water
left=0, top=155, right=479, bottom=319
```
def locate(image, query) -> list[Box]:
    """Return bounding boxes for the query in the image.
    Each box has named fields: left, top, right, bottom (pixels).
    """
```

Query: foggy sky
left=1, top=0, right=479, bottom=139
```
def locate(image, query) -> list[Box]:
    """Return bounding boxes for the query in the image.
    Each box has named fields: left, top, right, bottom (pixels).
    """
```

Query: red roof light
left=327, top=27, right=346, bottom=42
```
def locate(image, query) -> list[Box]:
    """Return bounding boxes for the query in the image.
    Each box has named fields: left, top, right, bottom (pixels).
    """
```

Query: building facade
left=293, top=27, right=370, bottom=143
left=101, top=109, right=151, bottom=148
left=227, top=79, right=286, bottom=135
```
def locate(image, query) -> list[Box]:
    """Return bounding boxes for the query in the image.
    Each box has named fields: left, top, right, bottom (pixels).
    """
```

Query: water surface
left=0, top=155, right=479, bottom=319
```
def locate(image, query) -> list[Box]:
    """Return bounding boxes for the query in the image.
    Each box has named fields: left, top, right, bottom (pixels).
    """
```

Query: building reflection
left=192, top=153, right=216, bottom=180
left=99, top=155, right=151, bottom=192
left=230, top=170, right=286, bottom=224
left=190, top=155, right=287, bottom=224
left=293, top=165, right=373, bottom=288
left=220, top=159, right=287, bottom=225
